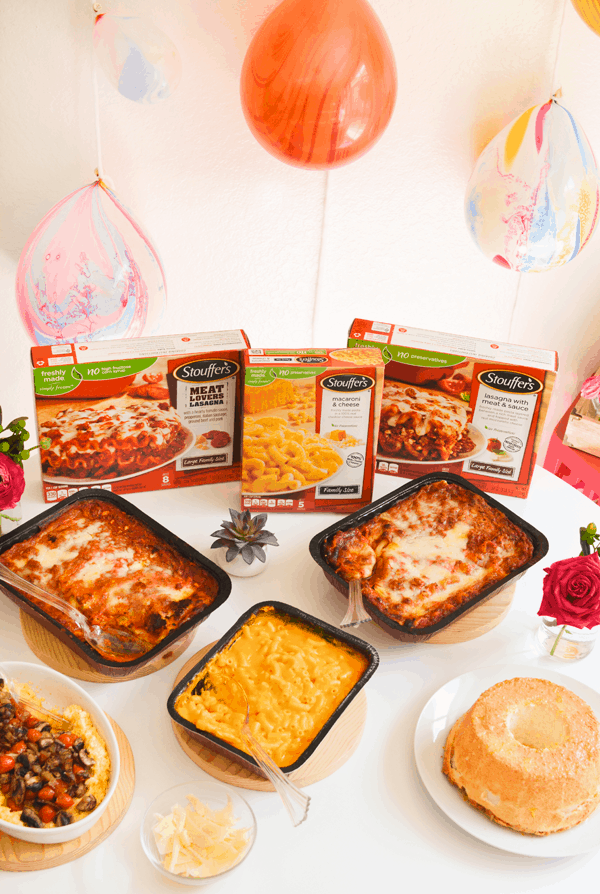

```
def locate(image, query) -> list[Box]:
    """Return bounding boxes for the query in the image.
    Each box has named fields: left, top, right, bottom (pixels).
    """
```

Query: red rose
left=538, top=553, right=600, bottom=629
left=0, top=455, right=25, bottom=511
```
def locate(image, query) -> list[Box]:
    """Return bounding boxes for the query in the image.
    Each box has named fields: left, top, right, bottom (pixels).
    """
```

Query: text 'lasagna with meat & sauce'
left=323, top=480, right=533, bottom=628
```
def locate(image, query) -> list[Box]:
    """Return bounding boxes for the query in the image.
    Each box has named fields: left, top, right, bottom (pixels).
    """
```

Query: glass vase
left=536, top=615, right=598, bottom=661
left=0, top=501, right=22, bottom=537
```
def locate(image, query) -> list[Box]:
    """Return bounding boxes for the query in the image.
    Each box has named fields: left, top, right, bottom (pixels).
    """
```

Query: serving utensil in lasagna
left=340, top=578, right=372, bottom=628
left=203, top=671, right=310, bottom=827
left=0, top=661, right=70, bottom=730
left=0, top=564, right=147, bottom=660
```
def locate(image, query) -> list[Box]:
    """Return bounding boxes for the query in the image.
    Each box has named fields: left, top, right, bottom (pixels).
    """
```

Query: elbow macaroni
left=175, top=609, right=369, bottom=767
left=242, top=417, right=343, bottom=493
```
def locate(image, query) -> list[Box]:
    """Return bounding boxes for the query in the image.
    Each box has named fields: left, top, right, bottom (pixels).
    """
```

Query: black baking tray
left=0, top=490, right=231, bottom=678
left=308, top=471, right=549, bottom=641
left=167, top=600, right=379, bottom=775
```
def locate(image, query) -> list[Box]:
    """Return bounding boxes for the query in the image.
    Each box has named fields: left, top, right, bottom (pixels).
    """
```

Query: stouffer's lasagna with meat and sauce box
left=347, top=319, right=558, bottom=499
left=241, top=348, right=385, bottom=512
left=31, top=330, right=250, bottom=502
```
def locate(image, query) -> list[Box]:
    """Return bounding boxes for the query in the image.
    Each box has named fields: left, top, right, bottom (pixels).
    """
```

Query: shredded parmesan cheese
left=151, top=795, right=251, bottom=878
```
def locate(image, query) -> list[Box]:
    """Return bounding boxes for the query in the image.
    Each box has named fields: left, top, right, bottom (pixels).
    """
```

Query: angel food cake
left=324, top=479, right=533, bottom=629
left=443, top=678, right=600, bottom=835
left=0, top=681, right=110, bottom=828
left=40, top=401, right=187, bottom=480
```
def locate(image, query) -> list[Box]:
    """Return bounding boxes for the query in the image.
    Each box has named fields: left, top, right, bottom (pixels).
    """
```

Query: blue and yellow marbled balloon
left=93, top=14, right=181, bottom=104
left=466, top=99, right=599, bottom=272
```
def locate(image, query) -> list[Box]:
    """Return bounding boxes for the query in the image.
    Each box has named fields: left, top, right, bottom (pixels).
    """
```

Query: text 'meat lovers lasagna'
left=40, top=402, right=187, bottom=480
left=379, top=382, right=472, bottom=462
left=0, top=500, right=219, bottom=660
left=324, top=480, right=533, bottom=628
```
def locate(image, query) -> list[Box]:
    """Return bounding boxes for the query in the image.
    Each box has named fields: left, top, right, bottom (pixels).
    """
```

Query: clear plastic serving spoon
left=0, top=563, right=147, bottom=660
left=0, top=661, right=70, bottom=730
left=209, top=673, right=310, bottom=827
left=340, top=578, right=371, bottom=628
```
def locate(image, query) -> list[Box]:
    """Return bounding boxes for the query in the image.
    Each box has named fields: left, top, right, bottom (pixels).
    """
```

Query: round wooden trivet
left=20, top=610, right=195, bottom=682
left=171, top=645, right=367, bottom=791
left=0, top=715, right=134, bottom=871
left=424, top=582, right=516, bottom=644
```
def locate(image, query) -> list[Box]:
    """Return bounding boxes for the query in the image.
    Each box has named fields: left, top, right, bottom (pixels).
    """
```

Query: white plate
left=380, top=423, right=485, bottom=466
left=414, top=663, right=600, bottom=856
left=43, top=428, right=195, bottom=486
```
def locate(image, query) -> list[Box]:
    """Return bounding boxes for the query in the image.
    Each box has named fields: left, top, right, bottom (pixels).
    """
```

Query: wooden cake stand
left=171, top=644, right=367, bottom=791
left=0, top=716, right=134, bottom=872
left=20, top=610, right=195, bottom=683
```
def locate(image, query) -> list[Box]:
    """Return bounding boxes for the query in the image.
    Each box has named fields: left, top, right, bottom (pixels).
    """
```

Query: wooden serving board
left=0, top=716, right=134, bottom=871
left=171, top=645, right=367, bottom=791
left=20, top=610, right=195, bottom=682
left=414, top=582, right=516, bottom=644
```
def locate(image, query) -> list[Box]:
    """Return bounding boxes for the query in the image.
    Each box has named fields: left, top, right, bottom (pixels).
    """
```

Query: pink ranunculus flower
left=581, top=375, right=600, bottom=400
left=538, top=553, right=600, bottom=629
left=0, top=454, right=25, bottom=511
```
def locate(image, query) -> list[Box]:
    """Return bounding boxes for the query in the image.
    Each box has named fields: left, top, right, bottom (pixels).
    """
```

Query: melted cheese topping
left=382, top=383, right=468, bottom=438
left=326, top=480, right=533, bottom=628
left=0, top=501, right=219, bottom=660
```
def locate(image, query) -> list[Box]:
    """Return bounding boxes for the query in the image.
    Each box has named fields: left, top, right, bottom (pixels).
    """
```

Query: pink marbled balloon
left=16, top=180, right=166, bottom=345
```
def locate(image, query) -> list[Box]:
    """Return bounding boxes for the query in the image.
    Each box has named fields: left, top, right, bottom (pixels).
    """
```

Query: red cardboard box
left=31, top=330, right=250, bottom=502
left=544, top=399, right=600, bottom=505
left=348, top=318, right=558, bottom=499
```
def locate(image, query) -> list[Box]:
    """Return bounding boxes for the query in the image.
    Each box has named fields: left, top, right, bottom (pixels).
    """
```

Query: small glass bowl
left=140, top=781, right=257, bottom=885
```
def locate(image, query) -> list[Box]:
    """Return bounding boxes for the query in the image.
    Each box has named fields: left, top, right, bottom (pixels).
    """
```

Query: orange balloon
left=240, top=0, right=397, bottom=169
left=571, top=0, right=600, bottom=37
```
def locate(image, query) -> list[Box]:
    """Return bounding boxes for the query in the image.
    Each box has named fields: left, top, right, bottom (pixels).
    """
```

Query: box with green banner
left=241, top=348, right=385, bottom=512
left=30, top=330, right=250, bottom=503
left=348, top=318, right=558, bottom=499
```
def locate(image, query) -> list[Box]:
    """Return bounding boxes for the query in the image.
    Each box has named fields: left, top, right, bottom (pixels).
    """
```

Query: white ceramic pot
left=0, top=662, right=120, bottom=843
left=214, top=545, right=270, bottom=577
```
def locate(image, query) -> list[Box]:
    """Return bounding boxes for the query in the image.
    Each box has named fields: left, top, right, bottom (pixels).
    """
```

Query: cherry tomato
left=0, top=755, right=15, bottom=772
left=6, top=798, right=18, bottom=812
left=38, top=786, right=56, bottom=802
left=10, top=741, right=26, bottom=755
left=0, top=784, right=10, bottom=795
left=55, top=793, right=74, bottom=810
left=54, top=779, right=69, bottom=795
left=438, top=373, right=471, bottom=395
left=24, top=790, right=35, bottom=801
left=57, top=733, right=76, bottom=748
left=26, top=729, right=42, bottom=743
left=39, top=805, right=56, bottom=824
left=26, top=716, right=40, bottom=729
left=73, top=763, right=86, bottom=777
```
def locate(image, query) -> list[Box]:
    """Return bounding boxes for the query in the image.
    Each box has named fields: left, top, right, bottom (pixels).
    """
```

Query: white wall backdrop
left=1, top=0, right=600, bottom=460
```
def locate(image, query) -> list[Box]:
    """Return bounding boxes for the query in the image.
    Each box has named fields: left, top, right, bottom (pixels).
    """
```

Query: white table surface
left=1, top=463, right=600, bottom=893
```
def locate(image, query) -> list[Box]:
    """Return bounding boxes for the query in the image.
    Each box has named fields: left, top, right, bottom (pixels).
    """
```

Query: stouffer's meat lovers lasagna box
left=31, top=330, right=250, bottom=502
left=241, top=348, right=385, bottom=512
left=348, top=319, right=558, bottom=499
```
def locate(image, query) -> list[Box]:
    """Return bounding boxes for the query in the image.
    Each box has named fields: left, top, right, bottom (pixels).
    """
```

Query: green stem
left=550, top=624, right=568, bottom=656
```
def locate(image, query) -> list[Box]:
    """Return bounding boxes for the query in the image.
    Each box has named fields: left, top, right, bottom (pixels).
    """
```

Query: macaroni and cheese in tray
left=0, top=492, right=231, bottom=676
left=168, top=602, right=379, bottom=774
left=310, top=473, right=548, bottom=639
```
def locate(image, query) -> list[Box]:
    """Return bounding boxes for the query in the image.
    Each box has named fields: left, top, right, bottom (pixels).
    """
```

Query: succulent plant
left=211, top=509, right=279, bottom=564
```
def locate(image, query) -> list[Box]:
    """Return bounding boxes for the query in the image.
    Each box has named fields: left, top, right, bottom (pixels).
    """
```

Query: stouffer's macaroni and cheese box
left=241, top=348, right=385, bottom=512
left=31, top=330, right=250, bottom=503
left=348, top=319, right=558, bottom=499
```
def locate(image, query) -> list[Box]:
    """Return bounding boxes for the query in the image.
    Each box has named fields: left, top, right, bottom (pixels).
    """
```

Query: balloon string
left=92, top=53, right=104, bottom=180
left=550, top=0, right=568, bottom=98
left=311, top=170, right=329, bottom=343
